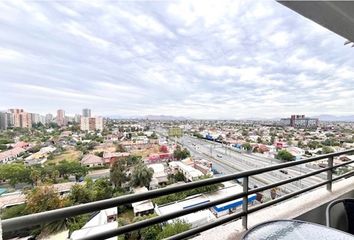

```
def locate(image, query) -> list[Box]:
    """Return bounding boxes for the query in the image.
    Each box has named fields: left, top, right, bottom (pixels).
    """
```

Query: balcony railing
left=2, top=149, right=354, bottom=240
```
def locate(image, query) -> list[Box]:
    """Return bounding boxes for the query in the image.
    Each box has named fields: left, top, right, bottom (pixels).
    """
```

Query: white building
left=80, top=117, right=90, bottom=131
left=169, top=161, right=204, bottom=182
left=70, top=207, right=117, bottom=240
left=96, top=116, right=103, bottom=131
left=132, top=187, right=154, bottom=216
left=155, top=195, right=216, bottom=227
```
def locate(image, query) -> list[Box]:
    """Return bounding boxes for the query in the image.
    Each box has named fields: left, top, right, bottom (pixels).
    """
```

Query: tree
left=30, top=169, right=41, bottom=186
left=157, top=220, right=191, bottom=239
left=26, top=185, right=68, bottom=213
left=70, top=184, right=93, bottom=204
left=126, top=155, right=142, bottom=166
left=25, top=185, right=71, bottom=236
left=92, top=179, right=113, bottom=200
left=242, top=143, right=252, bottom=152
left=0, top=144, right=7, bottom=151
left=55, top=160, right=88, bottom=181
left=131, top=164, right=154, bottom=187
left=322, top=146, right=334, bottom=154
left=193, top=132, right=203, bottom=139
left=173, top=146, right=190, bottom=160
left=276, top=150, right=295, bottom=161
left=131, top=214, right=162, bottom=240
left=110, top=160, right=127, bottom=188
left=1, top=204, right=27, bottom=219
left=0, top=163, right=32, bottom=186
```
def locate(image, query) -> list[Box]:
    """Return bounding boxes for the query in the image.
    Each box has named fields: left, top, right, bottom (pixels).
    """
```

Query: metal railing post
left=327, top=156, right=334, bottom=191
left=242, top=176, right=249, bottom=230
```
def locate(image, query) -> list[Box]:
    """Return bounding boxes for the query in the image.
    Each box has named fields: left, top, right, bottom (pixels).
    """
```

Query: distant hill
left=144, top=115, right=189, bottom=120
left=313, top=115, right=354, bottom=122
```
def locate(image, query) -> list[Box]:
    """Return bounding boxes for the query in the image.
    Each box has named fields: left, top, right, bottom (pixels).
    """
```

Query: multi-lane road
left=178, top=135, right=326, bottom=195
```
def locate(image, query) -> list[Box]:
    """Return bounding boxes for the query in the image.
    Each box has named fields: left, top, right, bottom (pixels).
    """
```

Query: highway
left=178, top=135, right=329, bottom=195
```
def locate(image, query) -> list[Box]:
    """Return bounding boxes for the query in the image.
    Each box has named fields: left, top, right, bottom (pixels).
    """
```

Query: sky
left=0, top=0, right=353, bottom=119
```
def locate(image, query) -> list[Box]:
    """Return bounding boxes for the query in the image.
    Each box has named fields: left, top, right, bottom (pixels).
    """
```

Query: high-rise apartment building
left=0, top=112, right=8, bottom=130
left=82, top=109, right=91, bottom=118
left=56, top=109, right=66, bottom=126
left=80, top=117, right=90, bottom=131
left=80, top=116, right=104, bottom=131
left=95, top=116, right=103, bottom=131
left=74, top=114, right=81, bottom=123
left=30, top=113, right=40, bottom=124
left=9, top=109, right=32, bottom=128
left=45, top=114, right=53, bottom=124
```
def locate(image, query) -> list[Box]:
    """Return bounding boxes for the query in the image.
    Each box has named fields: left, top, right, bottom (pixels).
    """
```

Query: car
left=280, top=170, right=288, bottom=174
left=217, top=154, right=222, bottom=158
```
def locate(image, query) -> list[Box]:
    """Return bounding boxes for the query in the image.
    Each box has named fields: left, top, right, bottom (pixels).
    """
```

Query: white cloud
left=0, top=0, right=353, bottom=118
left=0, top=48, right=24, bottom=61
left=268, top=31, right=290, bottom=47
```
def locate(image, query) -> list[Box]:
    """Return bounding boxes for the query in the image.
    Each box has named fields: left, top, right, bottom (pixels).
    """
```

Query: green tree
left=110, top=160, right=127, bottom=188
left=157, top=220, right=191, bottom=239
left=322, top=146, right=334, bottom=154
left=131, top=164, right=154, bottom=187
left=276, top=150, right=295, bottom=161
left=0, top=163, right=32, bottom=186
left=173, top=146, right=190, bottom=160
left=1, top=204, right=27, bottom=219
left=92, top=179, right=113, bottom=200
left=70, top=184, right=94, bottom=204
left=242, top=143, right=252, bottom=152
left=26, top=185, right=71, bottom=236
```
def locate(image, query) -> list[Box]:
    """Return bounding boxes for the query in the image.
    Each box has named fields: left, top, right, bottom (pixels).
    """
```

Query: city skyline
left=0, top=0, right=353, bottom=119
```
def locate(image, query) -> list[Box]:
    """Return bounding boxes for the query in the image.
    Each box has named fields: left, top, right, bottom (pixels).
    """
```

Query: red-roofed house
left=0, top=147, right=25, bottom=164
left=13, top=141, right=29, bottom=149
left=103, top=152, right=130, bottom=165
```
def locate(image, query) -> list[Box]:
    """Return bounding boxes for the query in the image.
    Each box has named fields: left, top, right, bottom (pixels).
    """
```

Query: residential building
left=0, top=112, right=8, bottom=130
left=45, top=113, right=53, bottom=124
left=80, top=116, right=103, bottom=131
left=74, top=114, right=81, bottom=123
left=70, top=207, right=117, bottom=240
left=10, top=109, right=32, bottom=128
left=80, top=117, right=90, bottom=131
left=0, top=147, right=25, bottom=163
left=82, top=108, right=91, bottom=117
left=132, top=187, right=155, bottom=216
left=6, top=112, right=14, bottom=127
left=169, top=161, right=204, bottom=182
left=95, top=116, right=103, bottom=131
left=148, top=163, right=168, bottom=188
left=56, top=109, right=66, bottom=126
left=89, top=117, right=96, bottom=131
left=103, top=152, right=130, bottom=165
left=81, top=154, right=104, bottom=167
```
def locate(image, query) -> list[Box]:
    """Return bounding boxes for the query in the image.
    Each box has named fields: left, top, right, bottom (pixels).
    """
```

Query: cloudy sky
left=0, top=0, right=353, bottom=119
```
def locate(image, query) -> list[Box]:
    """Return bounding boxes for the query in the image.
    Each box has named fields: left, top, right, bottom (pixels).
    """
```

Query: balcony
left=1, top=149, right=354, bottom=240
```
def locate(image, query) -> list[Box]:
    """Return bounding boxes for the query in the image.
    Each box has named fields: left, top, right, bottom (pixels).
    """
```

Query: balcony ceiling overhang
left=278, top=1, right=354, bottom=42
